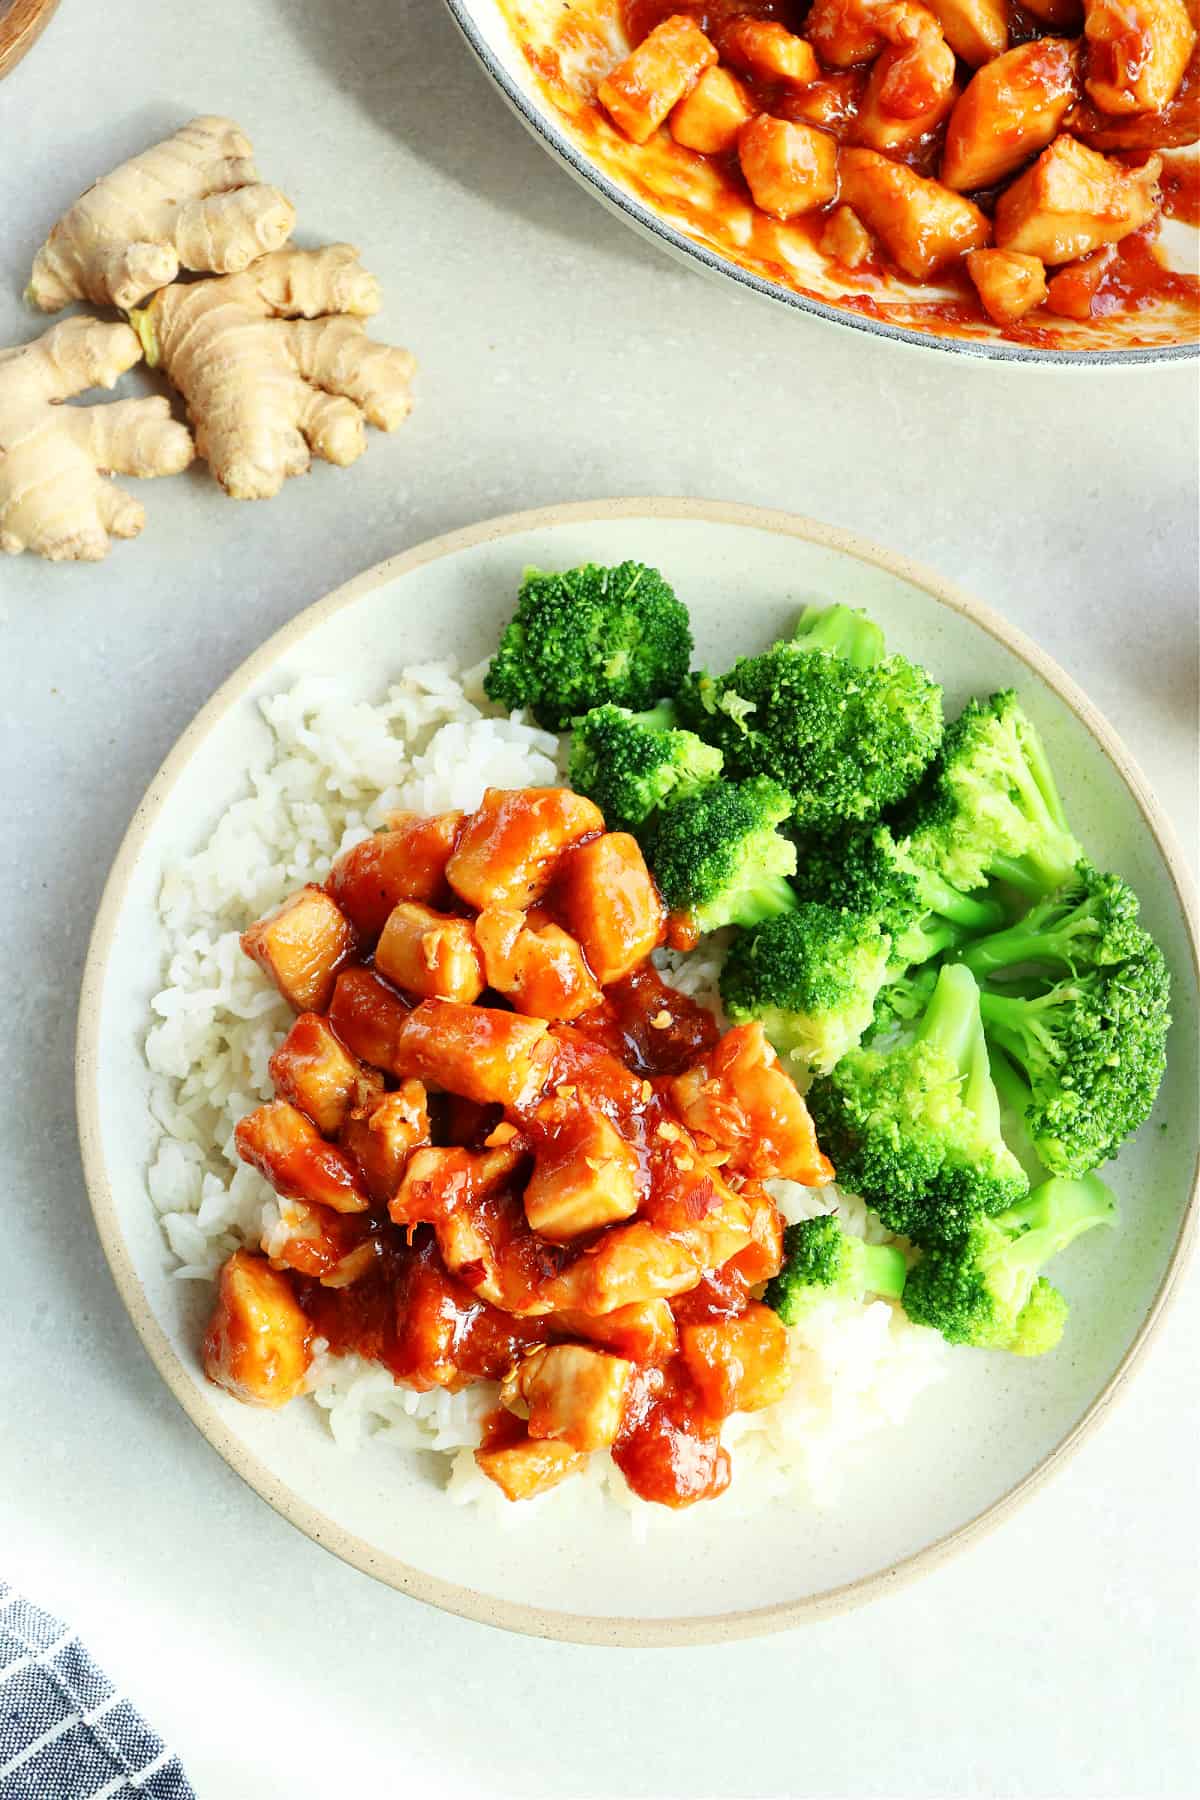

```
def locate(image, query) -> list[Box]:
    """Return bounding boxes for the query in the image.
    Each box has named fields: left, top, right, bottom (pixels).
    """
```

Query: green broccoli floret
left=863, top=964, right=941, bottom=1041
left=567, top=703, right=723, bottom=832
left=648, top=777, right=798, bottom=934
left=902, top=1171, right=1118, bottom=1353
left=956, top=861, right=1149, bottom=981
left=897, top=690, right=1082, bottom=901
left=978, top=946, right=1171, bottom=1177
left=483, top=562, right=692, bottom=729
left=806, top=963, right=1029, bottom=1244
left=800, top=822, right=1006, bottom=973
left=720, top=903, right=893, bottom=1074
left=765, top=1214, right=908, bottom=1326
left=677, top=603, right=943, bottom=829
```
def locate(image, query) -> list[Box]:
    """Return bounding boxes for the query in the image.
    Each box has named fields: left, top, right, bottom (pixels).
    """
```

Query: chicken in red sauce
left=203, top=785, right=834, bottom=1508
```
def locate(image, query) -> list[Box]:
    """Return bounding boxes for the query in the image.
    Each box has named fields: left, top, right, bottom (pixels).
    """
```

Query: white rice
left=144, top=660, right=946, bottom=1525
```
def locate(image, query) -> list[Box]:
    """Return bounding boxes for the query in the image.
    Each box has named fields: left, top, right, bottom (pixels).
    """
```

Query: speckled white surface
left=0, top=3, right=1197, bottom=1797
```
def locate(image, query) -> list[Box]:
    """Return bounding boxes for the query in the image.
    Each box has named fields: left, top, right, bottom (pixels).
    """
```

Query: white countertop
left=2, top=3, right=1198, bottom=1796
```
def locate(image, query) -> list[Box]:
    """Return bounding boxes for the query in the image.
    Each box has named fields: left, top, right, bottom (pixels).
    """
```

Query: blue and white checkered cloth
left=0, top=1583, right=194, bottom=1800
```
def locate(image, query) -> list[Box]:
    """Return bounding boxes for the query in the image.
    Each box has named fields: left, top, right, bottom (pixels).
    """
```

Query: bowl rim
left=441, top=0, right=1199, bottom=369
left=75, top=497, right=1200, bottom=1647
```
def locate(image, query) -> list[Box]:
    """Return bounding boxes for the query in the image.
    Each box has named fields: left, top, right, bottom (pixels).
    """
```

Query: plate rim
left=75, top=496, right=1200, bottom=1646
left=440, top=0, right=1199, bottom=369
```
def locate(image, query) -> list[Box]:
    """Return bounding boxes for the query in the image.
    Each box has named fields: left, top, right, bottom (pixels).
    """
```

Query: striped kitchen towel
left=0, top=1583, right=194, bottom=1800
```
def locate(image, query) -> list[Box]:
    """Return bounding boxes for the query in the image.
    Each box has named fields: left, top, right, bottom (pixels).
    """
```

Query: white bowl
left=443, top=0, right=1200, bottom=366
left=77, top=499, right=1199, bottom=1644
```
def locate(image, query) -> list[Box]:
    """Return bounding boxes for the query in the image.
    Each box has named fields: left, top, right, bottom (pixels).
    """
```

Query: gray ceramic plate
left=77, top=500, right=1199, bottom=1643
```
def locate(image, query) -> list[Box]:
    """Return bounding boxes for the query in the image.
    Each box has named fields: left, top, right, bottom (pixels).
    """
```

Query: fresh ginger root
left=28, top=117, right=295, bottom=313
left=0, top=319, right=194, bottom=561
left=130, top=246, right=415, bottom=500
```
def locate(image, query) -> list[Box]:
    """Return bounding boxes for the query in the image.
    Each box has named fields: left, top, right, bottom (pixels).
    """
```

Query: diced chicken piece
left=446, top=787, right=603, bottom=912
left=838, top=147, right=991, bottom=276
left=556, top=832, right=666, bottom=985
left=680, top=1303, right=792, bottom=1417
left=942, top=39, right=1082, bottom=192
left=541, top=1220, right=701, bottom=1314
left=1084, top=0, right=1196, bottom=116
left=374, top=901, right=485, bottom=1004
left=597, top=13, right=718, bottom=145
left=394, top=1000, right=554, bottom=1108
left=339, top=1080, right=429, bottom=1203
left=727, top=1185, right=786, bottom=1286
left=475, top=907, right=603, bottom=1021
left=328, top=966, right=411, bottom=1073
left=719, top=16, right=820, bottom=85
left=524, top=1106, right=642, bottom=1241
left=738, top=116, right=839, bottom=218
left=641, top=1136, right=757, bottom=1270
left=922, top=0, right=1007, bottom=66
left=820, top=203, right=876, bottom=266
left=260, top=1198, right=375, bottom=1285
left=994, top=135, right=1161, bottom=263
left=1024, top=0, right=1084, bottom=24
left=805, top=0, right=889, bottom=66
left=202, top=1249, right=312, bottom=1407
left=475, top=1432, right=588, bottom=1501
left=240, top=885, right=355, bottom=1013
left=269, top=1012, right=381, bottom=1136
left=391, top=1142, right=524, bottom=1225
left=235, top=1100, right=370, bottom=1214
left=967, top=247, right=1049, bottom=322
left=1044, top=242, right=1117, bottom=316
left=854, top=6, right=958, bottom=156
left=667, top=1022, right=835, bottom=1185
left=670, top=64, right=756, bottom=154
left=1065, top=39, right=1200, bottom=148
left=552, top=1300, right=678, bottom=1365
left=502, top=1343, right=635, bottom=1450
left=325, top=812, right=463, bottom=939
left=780, top=70, right=867, bottom=138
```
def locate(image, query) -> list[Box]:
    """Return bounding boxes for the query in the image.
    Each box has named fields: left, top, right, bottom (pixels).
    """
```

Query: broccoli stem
left=725, top=873, right=799, bottom=930
left=988, top=1045, right=1044, bottom=1179
left=976, top=987, right=1056, bottom=1074
left=915, top=962, right=984, bottom=1067
left=792, top=602, right=885, bottom=671
left=862, top=1242, right=908, bottom=1299
left=913, top=867, right=1005, bottom=933
left=983, top=1172, right=1118, bottom=1288
left=957, top=913, right=1086, bottom=979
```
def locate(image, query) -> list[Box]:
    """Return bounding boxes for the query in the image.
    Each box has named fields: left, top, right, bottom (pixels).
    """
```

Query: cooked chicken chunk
left=838, top=147, right=991, bottom=276
left=241, top=885, right=355, bottom=1012
left=922, top=0, right=1008, bottom=65
left=994, top=135, right=1161, bottom=263
left=598, top=14, right=719, bottom=145
left=475, top=1432, right=589, bottom=1500
left=390, top=1142, right=525, bottom=1228
left=942, top=39, right=1081, bottom=192
left=395, top=999, right=554, bottom=1108
left=542, top=1220, right=701, bottom=1314
left=326, top=811, right=462, bottom=939
left=820, top=203, right=876, bottom=267
left=727, top=1184, right=786, bottom=1285
left=1083, top=0, right=1196, bottom=116
left=854, top=6, right=959, bottom=156
left=719, top=16, right=820, bottom=84
left=475, top=907, right=602, bottom=1020
left=556, top=832, right=666, bottom=985
left=269, top=1012, right=381, bottom=1136
left=667, top=1022, right=835, bottom=1185
left=552, top=1300, right=678, bottom=1365
left=446, top=787, right=603, bottom=912
left=235, top=1099, right=370, bottom=1213
left=375, top=901, right=486, bottom=1004
left=966, top=247, right=1050, bottom=322
left=739, top=116, right=840, bottom=218
left=339, top=1080, right=429, bottom=1203
left=203, top=1250, right=312, bottom=1407
left=502, top=1344, right=635, bottom=1450
left=670, top=64, right=756, bottom=154
left=680, top=1303, right=792, bottom=1416
left=1044, top=242, right=1117, bottom=316
left=524, top=1106, right=642, bottom=1241
left=805, top=0, right=889, bottom=66
left=261, top=1198, right=375, bottom=1285
left=327, top=966, right=411, bottom=1073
